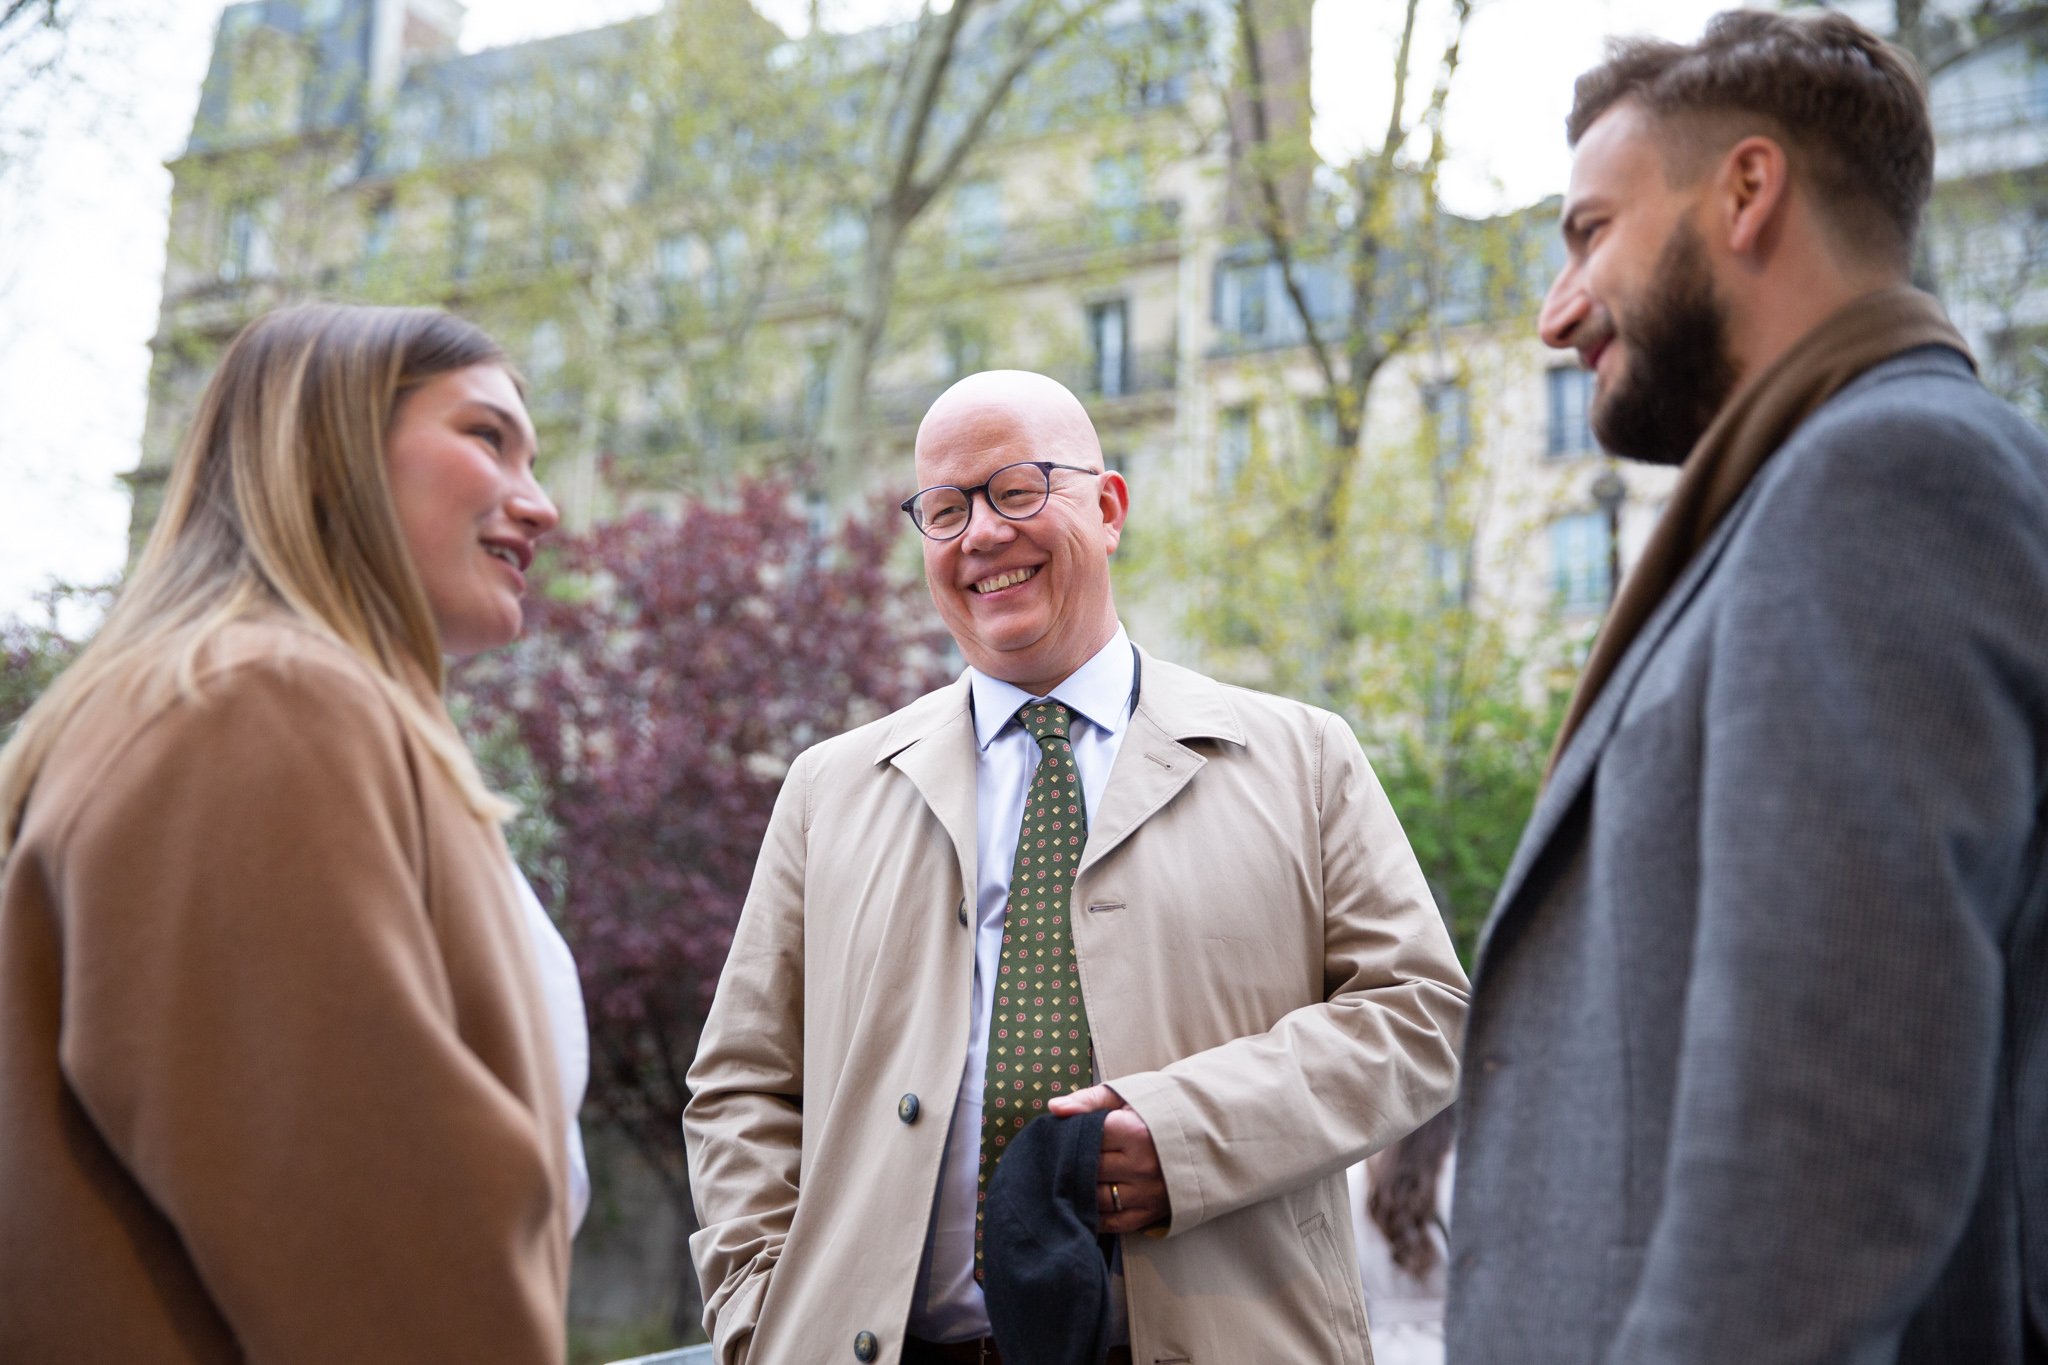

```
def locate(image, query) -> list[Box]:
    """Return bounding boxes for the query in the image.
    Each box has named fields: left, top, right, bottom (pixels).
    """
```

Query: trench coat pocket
left=1300, top=1211, right=1373, bottom=1365
left=708, top=1253, right=776, bottom=1365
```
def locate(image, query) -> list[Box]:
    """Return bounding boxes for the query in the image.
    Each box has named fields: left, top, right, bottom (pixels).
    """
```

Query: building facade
left=136, top=0, right=1659, bottom=667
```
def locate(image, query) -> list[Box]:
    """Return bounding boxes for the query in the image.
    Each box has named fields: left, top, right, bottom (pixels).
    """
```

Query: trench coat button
left=898, top=1093, right=921, bottom=1124
left=957, top=898, right=969, bottom=926
left=854, top=1330, right=879, bottom=1361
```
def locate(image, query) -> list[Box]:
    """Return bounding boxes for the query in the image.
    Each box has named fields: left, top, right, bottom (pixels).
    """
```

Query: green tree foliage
left=1137, top=372, right=1577, bottom=955
left=1135, top=0, right=1567, bottom=952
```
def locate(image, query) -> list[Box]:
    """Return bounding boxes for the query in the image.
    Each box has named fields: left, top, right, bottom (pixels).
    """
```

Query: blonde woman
left=0, top=304, right=585, bottom=1363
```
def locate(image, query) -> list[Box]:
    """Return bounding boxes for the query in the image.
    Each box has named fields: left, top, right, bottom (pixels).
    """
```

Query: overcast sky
left=0, top=0, right=1729, bottom=619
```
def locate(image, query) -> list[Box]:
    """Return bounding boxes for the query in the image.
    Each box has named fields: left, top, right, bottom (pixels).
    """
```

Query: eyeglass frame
left=899, top=460, right=1105, bottom=541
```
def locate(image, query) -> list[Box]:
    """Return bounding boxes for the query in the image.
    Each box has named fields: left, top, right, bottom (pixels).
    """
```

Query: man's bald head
left=910, top=369, right=1128, bottom=697
left=914, top=370, right=1104, bottom=474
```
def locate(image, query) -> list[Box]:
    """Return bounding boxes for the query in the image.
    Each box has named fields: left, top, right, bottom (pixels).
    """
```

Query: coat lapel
left=878, top=675, right=981, bottom=895
left=1474, top=478, right=1766, bottom=972
left=1079, top=649, right=1242, bottom=877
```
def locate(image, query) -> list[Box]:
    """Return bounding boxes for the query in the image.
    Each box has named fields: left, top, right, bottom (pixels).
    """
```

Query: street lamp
left=1590, top=467, right=1626, bottom=605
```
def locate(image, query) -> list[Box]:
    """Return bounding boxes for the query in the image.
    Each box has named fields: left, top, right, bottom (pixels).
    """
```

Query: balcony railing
left=1060, top=344, right=1177, bottom=402
left=1933, top=88, right=2048, bottom=139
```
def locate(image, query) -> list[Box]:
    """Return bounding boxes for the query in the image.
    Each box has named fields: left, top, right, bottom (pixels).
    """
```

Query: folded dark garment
left=984, top=1109, right=1115, bottom=1365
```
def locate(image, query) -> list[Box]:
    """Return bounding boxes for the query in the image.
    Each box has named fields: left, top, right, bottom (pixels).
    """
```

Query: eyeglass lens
left=914, top=462, right=1052, bottom=536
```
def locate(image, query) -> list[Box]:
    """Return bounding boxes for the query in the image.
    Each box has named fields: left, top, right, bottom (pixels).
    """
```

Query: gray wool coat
left=1447, top=347, right=2048, bottom=1365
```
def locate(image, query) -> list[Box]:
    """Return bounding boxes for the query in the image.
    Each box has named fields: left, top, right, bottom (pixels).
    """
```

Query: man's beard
left=1592, top=220, right=1739, bottom=466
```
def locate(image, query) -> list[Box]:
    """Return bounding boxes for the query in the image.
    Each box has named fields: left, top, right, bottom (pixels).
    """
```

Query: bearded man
left=1448, top=10, right=2048, bottom=1364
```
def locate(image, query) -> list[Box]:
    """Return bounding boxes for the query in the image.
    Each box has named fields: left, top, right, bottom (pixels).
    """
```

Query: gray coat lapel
left=1475, top=478, right=1767, bottom=970
left=1079, top=649, right=1243, bottom=876
left=877, top=675, right=980, bottom=895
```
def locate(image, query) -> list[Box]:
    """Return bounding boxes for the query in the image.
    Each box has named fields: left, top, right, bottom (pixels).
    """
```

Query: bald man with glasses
left=684, top=370, right=1468, bottom=1365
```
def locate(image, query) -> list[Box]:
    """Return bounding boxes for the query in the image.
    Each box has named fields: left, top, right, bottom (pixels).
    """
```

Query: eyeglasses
left=900, top=460, right=1103, bottom=541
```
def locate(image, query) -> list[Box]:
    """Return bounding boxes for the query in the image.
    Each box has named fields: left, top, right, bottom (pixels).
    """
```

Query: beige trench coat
left=685, top=649, right=1469, bottom=1365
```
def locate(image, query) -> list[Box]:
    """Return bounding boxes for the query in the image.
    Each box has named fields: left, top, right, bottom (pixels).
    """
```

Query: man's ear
left=1099, top=469, right=1130, bottom=554
left=1719, top=134, right=1789, bottom=258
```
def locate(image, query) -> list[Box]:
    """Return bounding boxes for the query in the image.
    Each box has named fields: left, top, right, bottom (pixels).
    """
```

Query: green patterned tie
left=976, top=700, right=1092, bottom=1282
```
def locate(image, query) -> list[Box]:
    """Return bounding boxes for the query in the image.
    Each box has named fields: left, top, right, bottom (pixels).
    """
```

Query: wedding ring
left=1110, top=1182, right=1123, bottom=1212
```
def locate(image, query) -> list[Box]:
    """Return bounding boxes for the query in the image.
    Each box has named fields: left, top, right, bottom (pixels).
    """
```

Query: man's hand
left=1050, top=1084, right=1171, bottom=1235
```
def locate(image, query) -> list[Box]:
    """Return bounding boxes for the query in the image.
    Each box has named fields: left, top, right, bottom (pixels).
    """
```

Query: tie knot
left=1017, top=700, right=1075, bottom=743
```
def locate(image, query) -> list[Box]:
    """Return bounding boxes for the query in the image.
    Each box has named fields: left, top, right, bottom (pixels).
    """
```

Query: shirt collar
left=969, top=625, right=1134, bottom=752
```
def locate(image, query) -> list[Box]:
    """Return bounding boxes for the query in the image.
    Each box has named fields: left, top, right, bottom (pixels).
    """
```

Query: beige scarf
left=1546, top=285, right=1971, bottom=778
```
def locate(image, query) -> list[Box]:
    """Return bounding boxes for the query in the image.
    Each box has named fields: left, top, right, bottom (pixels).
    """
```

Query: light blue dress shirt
left=907, top=626, right=1136, bottom=1343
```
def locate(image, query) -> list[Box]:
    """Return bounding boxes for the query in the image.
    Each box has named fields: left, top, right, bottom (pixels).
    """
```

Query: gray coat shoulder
left=1768, top=345, right=2048, bottom=504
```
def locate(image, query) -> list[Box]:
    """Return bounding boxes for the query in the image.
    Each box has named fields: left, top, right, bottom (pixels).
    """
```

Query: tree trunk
left=819, top=213, right=905, bottom=496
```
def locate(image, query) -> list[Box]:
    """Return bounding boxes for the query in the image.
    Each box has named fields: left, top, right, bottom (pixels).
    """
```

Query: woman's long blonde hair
left=0, top=302, right=519, bottom=855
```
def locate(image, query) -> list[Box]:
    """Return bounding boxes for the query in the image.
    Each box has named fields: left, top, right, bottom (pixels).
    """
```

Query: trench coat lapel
left=878, top=675, right=980, bottom=895
left=1475, top=477, right=1766, bottom=971
left=1079, top=649, right=1243, bottom=877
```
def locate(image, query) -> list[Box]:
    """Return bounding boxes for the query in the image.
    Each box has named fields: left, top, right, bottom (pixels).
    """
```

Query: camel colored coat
left=686, top=649, right=1469, bottom=1365
left=0, top=620, right=570, bottom=1364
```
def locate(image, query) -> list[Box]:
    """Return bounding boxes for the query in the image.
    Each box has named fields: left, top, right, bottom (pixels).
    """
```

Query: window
left=450, top=193, right=484, bottom=281
left=941, top=322, right=986, bottom=380
left=1094, top=151, right=1145, bottom=244
left=363, top=195, right=395, bottom=263
left=1424, top=381, right=1470, bottom=462
left=1217, top=404, right=1254, bottom=487
left=386, top=96, right=438, bottom=172
left=541, top=182, right=576, bottom=265
left=1550, top=511, right=1613, bottom=611
left=225, top=28, right=304, bottom=136
left=465, top=98, right=495, bottom=158
left=952, top=179, right=1002, bottom=262
left=710, top=227, right=747, bottom=303
left=1215, top=261, right=1269, bottom=340
left=1547, top=366, right=1596, bottom=457
left=1087, top=299, right=1129, bottom=397
left=528, top=320, right=565, bottom=386
left=220, top=197, right=277, bottom=282
left=1133, top=70, right=1187, bottom=108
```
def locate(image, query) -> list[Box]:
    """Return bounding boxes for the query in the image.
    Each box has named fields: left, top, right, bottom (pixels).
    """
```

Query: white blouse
left=511, top=864, right=591, bottom=1233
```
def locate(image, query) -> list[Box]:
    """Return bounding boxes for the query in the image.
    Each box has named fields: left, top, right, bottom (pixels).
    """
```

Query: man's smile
left=971, top=566, right=1039, bottom=594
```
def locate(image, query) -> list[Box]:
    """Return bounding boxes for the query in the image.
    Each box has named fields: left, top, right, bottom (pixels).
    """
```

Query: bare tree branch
left=1376, top=0, right=1423, bottom=180
left=0, top=0, right=61, bottom=37
left=914, top=0, right=1115, bottom=208
left=1925, top=0, right=2048, bottom=75
left=1231, top=0, right=1343, bottom=401
left=882, top=0, right=977, bottom=214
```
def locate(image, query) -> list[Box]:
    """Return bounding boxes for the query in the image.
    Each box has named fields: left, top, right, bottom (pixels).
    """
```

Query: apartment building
left=135, top=0, right=1672, bottom=662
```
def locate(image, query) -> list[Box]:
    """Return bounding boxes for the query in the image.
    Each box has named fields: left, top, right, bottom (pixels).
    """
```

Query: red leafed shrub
left=455, top=481, right=949, bottom=1208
